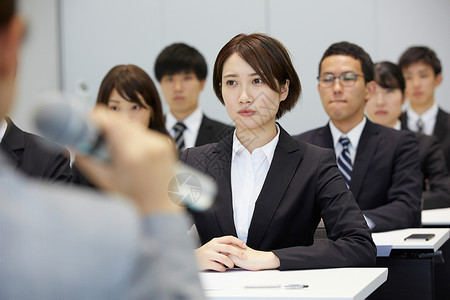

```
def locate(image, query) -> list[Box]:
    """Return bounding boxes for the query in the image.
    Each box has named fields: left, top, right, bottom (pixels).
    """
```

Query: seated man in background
left=1, top=116, right=72, bottom=182
left=398, top=46, right=450, bottom=172
left=366, top=61, right=450, bottom=210
left=154, top=42, right=233, bottom=152
left=0, top=0, right=203, bottom=298
left=295, top=42, right=422, bottom=232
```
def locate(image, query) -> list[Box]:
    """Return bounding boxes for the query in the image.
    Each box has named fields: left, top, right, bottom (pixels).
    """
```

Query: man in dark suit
left=416, top=133, right=450, bottom=209
left=1, top=117, right=71, bottom=182
left=154, top=43, right=233, bottom=151
left=295, top=42, right=422, bottom=232
left=398, top=46, right=450, bottom=172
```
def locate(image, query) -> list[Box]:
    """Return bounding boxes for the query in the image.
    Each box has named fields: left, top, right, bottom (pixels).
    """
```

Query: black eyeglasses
left=317, top=72, right=365, bottom=87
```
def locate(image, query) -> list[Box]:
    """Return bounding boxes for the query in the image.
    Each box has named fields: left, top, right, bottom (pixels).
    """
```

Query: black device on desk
left=404, top=233, right=435, bottom=241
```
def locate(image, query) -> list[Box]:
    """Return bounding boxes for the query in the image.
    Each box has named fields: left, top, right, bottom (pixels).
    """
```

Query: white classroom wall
left=12, top=0, right=450, bottom=135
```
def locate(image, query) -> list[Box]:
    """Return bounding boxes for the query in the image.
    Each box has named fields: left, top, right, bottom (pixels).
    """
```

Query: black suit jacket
left=416, top=133, right=450, bottom=209
left=182, top=125, right=376, bottom=270
left=401, top=108, right=450, bottom=172
left=195, top=115, right=234, bottom=147
left=0, top=117, right=72, bottom=182
left=295, top=119, right=422, bottom=232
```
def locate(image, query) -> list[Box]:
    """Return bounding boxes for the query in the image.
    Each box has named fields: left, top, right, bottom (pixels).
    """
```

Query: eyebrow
left=223, top=72, right=259, bottom=78
left=322, top=71, right=355, bottom=75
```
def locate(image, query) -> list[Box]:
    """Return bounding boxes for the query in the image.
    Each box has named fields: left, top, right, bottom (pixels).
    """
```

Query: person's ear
left=280, top=79, right=290, bottom=101
left=364, top=81, right=376, bottom=103
left=434, top=73, right=443, bottom=88
left=0, top=16, right=25, bottom=78
left=199, top=79, right=206, bottom=91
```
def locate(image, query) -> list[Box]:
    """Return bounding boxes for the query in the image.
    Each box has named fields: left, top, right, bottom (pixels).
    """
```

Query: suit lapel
left=0, top=118, right=24, bottom=168
left=316, top=124, right=335, bottom=149
left=400, top=112, right=408, bottom=130
left=246, top=126, right=303, bottom=249
left=195, top=115, right=208, bottom=146
left=210, top=134, right=238, bottom=237
left=433, top=108, right=448, bottom=141
left=350, top=120, right=380, bottom=200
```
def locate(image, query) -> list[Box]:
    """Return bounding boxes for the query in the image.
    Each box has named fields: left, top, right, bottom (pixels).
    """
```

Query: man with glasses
left=295, top=41, right=422, bottom=232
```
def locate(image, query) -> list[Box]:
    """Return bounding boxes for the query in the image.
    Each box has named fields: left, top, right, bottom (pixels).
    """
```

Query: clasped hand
left=195, top=236, right=280, bottom=272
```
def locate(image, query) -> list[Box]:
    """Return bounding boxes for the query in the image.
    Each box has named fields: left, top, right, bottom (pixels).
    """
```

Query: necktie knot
left=173, top=122, right=187, bottom=152
left=339, top=136, right=351, bottom=149
left=173, top=122, right=187, bottom=134
left=417, top=118, right=424, bottom=134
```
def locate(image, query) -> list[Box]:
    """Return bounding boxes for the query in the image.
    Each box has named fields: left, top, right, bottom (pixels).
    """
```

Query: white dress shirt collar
left=0, top=119, right=8, bottom=143
left=393, top=120, right=401, bottom=131
left=406, top=103, right=438, bottom=135
left=230, top=124, right=280, bottom=243
left=232, top=124, right=280, bottom=164
left=166, top=108, right=203, bottom=149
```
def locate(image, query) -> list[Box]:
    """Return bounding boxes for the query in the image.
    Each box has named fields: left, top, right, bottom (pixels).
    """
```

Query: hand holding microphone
left=33, top=101, right=216, bottom=213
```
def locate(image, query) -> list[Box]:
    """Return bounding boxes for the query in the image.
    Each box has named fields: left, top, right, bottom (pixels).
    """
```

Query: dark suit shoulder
left=294, top=138, right=334, bottom=158
left=202, top=115, right=234, bottom=130
left=2, top=118, right=71, bottom=182
left=195, top=115, right=234, bottom=147
left=293, top=126, right=327, bottom=143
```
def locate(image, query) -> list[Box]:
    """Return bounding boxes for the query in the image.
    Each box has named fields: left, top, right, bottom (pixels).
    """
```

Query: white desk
left=421, top=208, right=450, bottom=300
left=200, top=268, right=388, bottom=300
left=422, top=208, right=450, bottom=226
left=371, top=228, right=450, bottom=300
left=372, top=227, right=450, bottom=257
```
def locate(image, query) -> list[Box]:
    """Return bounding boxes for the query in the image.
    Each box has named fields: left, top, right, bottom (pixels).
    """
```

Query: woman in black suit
left=182, top=33, right=376, bottom=271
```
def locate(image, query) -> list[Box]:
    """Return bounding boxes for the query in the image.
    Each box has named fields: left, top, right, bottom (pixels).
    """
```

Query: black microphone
left=33, top=101, right=216, bottom=211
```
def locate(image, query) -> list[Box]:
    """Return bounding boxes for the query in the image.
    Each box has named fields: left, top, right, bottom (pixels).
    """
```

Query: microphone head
left=33, top=101, right=109, bottom=161
left=33, top=100, right=216, bottom=211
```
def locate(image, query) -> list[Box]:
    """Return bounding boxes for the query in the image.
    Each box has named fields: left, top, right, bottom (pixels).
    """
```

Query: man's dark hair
left=319, top=41, right=374, bottom=83
left=154, top=43, right=207, bottom=81
left=0, top=0, right=15, bottom=28
left=398, top=46, right=442, bottom=76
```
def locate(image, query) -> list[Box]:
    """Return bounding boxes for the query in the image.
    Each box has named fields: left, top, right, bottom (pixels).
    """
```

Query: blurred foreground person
left=0, top=0, right=204, bottom=299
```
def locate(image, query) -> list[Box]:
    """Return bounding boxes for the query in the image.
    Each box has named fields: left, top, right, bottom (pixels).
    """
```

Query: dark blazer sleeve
left=434, top=108, right=450, bottom=172
left=272, top=148, right=376, bottom=270
left=418, top=134, right=450, bottom=209
left=361, top=130, right=422, bottom=232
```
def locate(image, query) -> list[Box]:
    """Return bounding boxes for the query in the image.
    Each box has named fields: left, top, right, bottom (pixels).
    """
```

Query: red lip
left=375, top=110, right=387, bottom=115
left=173, top=96, right=184, bottom=101
left=238, top=109, right=255, bottom=117
left=413, top=92, right=423, bottom=97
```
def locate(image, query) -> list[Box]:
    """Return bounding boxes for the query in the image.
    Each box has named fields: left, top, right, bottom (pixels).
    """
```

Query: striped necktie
left=337, top=136, right=352, bottom=188
left=173, top=122, right=187, bottom=152
left=417, top=118, right=424, bottom=134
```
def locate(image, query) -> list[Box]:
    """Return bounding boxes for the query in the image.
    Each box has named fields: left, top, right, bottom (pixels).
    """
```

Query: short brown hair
left=398, top=46, right=442, bottom=76
left=0, top=0, right=15, bottom=28
left=213, top=33, right=301, bottom=119
left=97, top=64, right=168, bottom=136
